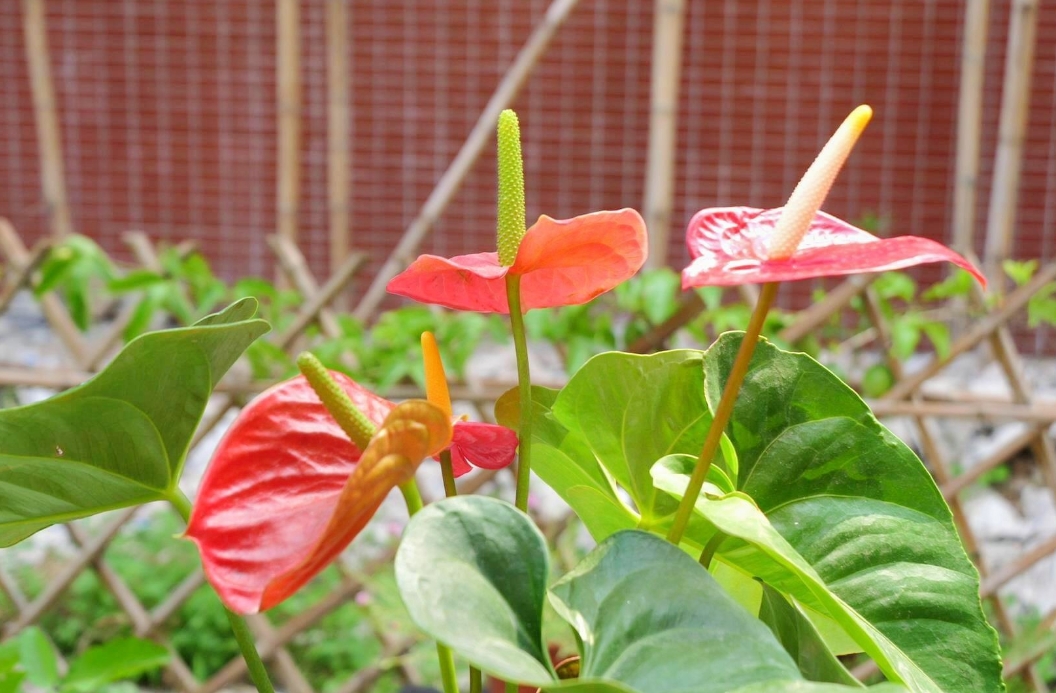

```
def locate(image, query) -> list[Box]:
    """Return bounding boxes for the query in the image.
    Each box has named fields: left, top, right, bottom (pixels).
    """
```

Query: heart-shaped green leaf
left=496, top=385, right=637, bottom=540
left=550, top=350, right=713, bottom=528
left=549, top=530, right=802, bottom=692
left=0, top=299, right=268, bottom=546
left=696, top=334, right=1003, bottom=693
left=395, top=495, right=554, bottom=685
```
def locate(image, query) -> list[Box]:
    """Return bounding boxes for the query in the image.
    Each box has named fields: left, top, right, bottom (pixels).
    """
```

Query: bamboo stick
left=276, top=0, right=302, bottom=264
left=274, top=251, right=366, bottom=348
left=642, top=0, right=687, bottom=269
left=867, top=400, right=1056, bottom=423
left=0, top=219, right=89, bottom=366
left=952, top=0, right=990, bottom=253
left=352, top=0, right=583, bottom=321
left=21, top=0, right=73, bottom=239
left=982, top=0, right=1038, bottom=280
left=327, top=0, right=351, bottom=279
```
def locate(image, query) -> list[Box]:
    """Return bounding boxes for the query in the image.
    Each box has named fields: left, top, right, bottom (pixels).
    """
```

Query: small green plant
left=0, top=626, right=168, bottom=693
left=34, top=235, right=118, bottom=331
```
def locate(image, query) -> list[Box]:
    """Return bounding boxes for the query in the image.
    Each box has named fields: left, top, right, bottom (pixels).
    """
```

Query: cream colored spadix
left=767, top=105, right=873, bottom=261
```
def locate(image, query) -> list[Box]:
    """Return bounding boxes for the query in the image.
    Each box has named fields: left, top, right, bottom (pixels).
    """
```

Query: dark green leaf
left=758, top=583, right=862, bottom=687
left=550, top=530, right=845, bottom=693
left=0, top=299, right=268, bottom=546
left=395, top=496, right=554, bottom=685
left=701, top=334, right=1004, bottom=693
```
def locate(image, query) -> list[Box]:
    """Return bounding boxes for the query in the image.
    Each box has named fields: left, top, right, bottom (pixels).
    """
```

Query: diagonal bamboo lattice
left=3, top=218, right=1056, bottom=689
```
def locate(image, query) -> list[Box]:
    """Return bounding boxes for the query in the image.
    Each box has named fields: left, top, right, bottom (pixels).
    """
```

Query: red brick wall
left=1, top=1, right=1054, bottom=345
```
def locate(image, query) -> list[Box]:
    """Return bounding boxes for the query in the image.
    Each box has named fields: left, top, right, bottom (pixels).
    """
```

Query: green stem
left=667, top=282, right=779, bottom=546
left=471, top=667, right=483, bottom=693
left=399, top=479, right=425, bottom=516
left=698, top=531, right=727, bottom=568
left=506, top=274, right=533, bottom=513
left=168, top=490, right=276, bottom=693
left=506, top=682, right=519, bottom=693
left=439, top=449, right=459, bottom=498
left=399, top=479, right=460, bottom=693
left=223, top=610, right=278, bottom=693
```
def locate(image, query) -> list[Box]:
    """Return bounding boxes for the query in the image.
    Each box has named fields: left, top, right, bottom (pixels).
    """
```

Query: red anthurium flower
left=386, top=208, right=648, bottom=313
left=681, top=206, right=986, bottom=288
left=186, top=375, right=451, bottom=614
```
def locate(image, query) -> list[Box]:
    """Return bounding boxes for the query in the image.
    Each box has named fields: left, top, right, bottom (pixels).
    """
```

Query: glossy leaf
left=682, top=207, right=985, bottom=288
left=398, top=499, right=891, bottom=693
left=697, top=334, right=1003, bottom=692
left=549, top=350, right=712, bottom=529
left=387, top=209, right=648, bottom=313
left=395, top=495, right=554, bottom=685
left=188, top=398, right=451, bottom=613
left=496, top=385, right=638, bottom=541
left=0, top=299, right=268, bottom=546
left=549, top=530, right=803, bottom=692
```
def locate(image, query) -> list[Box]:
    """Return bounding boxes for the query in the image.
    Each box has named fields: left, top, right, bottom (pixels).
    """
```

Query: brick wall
left=1, top=1, right=1054, bottom=346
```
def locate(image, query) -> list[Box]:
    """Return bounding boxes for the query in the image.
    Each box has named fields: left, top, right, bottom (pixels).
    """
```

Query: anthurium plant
left=0, top=106, right=1005, bottom=693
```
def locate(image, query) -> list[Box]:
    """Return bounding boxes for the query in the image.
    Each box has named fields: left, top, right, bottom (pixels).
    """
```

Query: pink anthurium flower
left=386, top=208, right=648, bottom=313
left=681, top=206, right=986, bottom=288
left=185, top=383, right=451, bottom=614
left=682, top=105, right=985, bottom=289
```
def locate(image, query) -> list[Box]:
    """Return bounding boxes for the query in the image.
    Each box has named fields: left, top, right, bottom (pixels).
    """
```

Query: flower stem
left=223, top=610, right=278, bottom=693
left=168, top=489, right=276, bottom=693
left=439, top=450, right=459, bottom=498
left=505, top=274, right=533, bottom=513
left=471, top=667, right=483, bottom=693
left=399, top=479, right=460, bottom=693
left=666, top=282, right=779, bottom=546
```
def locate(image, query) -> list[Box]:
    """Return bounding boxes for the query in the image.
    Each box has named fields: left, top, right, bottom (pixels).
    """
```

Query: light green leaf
left=61, top=637, right=170, bottom=692
left=550, top=351, right=711, bottom=527
left=18, top=627, right=60, bottom=688
left=496, top=385, right=634, bottom=540
left=0, top=299, right=269, bottom=546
